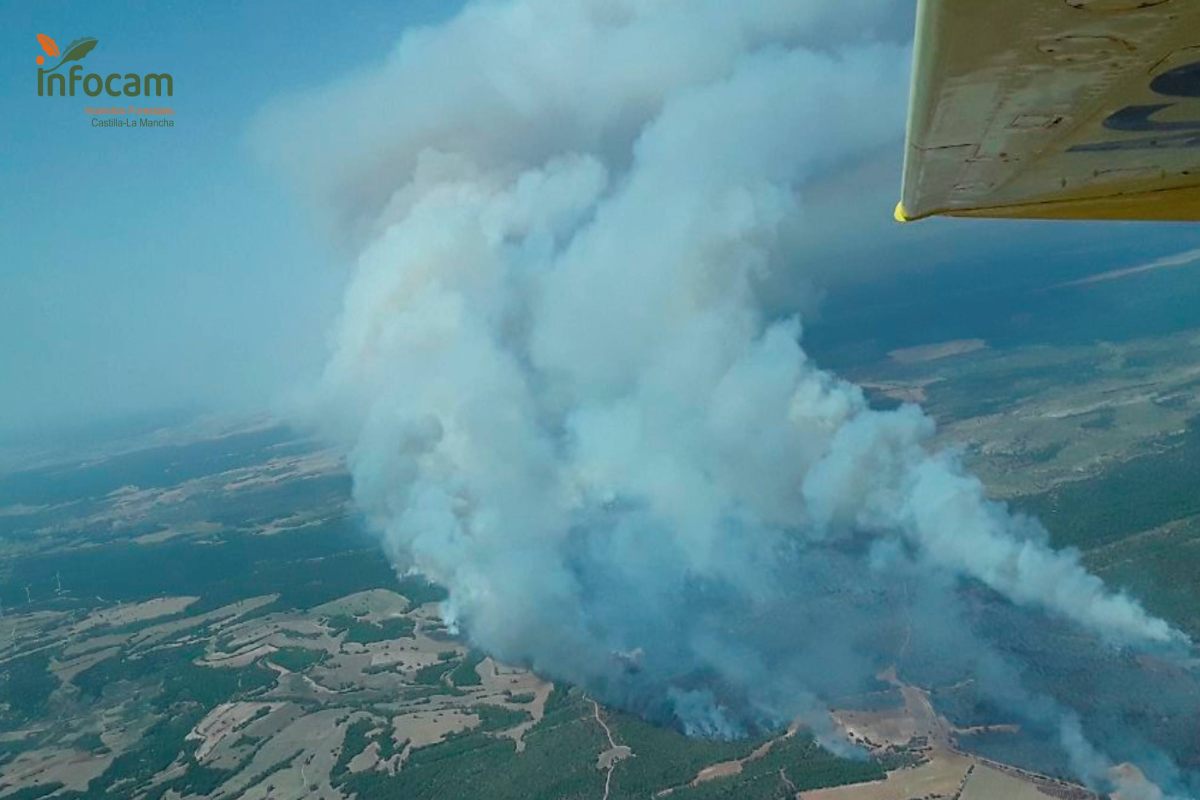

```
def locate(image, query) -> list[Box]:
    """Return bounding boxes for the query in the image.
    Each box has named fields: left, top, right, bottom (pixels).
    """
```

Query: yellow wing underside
left=898, top=0, right=1200, bottom=223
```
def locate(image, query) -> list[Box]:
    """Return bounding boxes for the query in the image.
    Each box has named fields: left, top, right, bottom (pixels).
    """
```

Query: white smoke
left=258, top=0, right=1193, bottom=792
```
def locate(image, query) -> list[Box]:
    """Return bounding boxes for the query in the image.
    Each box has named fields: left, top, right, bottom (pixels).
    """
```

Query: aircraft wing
left=896, top=0, right=1200, bottom=222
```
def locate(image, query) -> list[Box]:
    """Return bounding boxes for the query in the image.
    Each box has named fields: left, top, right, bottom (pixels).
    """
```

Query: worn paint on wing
left=898, top=0, right=1200, bottom=222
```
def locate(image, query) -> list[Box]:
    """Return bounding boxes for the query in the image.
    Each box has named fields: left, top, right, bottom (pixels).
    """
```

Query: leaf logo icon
left=37, top=36, right=98, bottom=72
left=36, top=34, right=59, bottom=57
left=60, top=37, right=99, bottom=64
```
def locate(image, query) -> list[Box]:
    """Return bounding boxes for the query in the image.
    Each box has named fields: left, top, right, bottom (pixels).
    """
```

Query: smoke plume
left=258, top=1, right=1198, bottom=794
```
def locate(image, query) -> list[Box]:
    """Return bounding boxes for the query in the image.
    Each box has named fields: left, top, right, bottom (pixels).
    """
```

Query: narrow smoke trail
left=258, top=1, right=1197, bottom=794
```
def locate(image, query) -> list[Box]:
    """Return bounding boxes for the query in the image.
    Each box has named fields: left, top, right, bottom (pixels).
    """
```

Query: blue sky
left=0, top=1, right=460, bottom=439
left=3, top=1, right=1200, bottom=444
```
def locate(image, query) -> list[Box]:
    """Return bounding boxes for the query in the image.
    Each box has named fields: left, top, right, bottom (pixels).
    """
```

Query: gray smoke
left=258, top=1, right=1196, bottom=795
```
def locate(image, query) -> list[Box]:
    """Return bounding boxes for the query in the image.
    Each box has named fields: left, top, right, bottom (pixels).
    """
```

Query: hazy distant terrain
left=854, top=327, right=1200, bottom=641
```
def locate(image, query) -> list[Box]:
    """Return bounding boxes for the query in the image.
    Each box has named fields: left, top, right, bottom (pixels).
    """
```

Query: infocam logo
left=35, top=34, right=173, bottom=98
